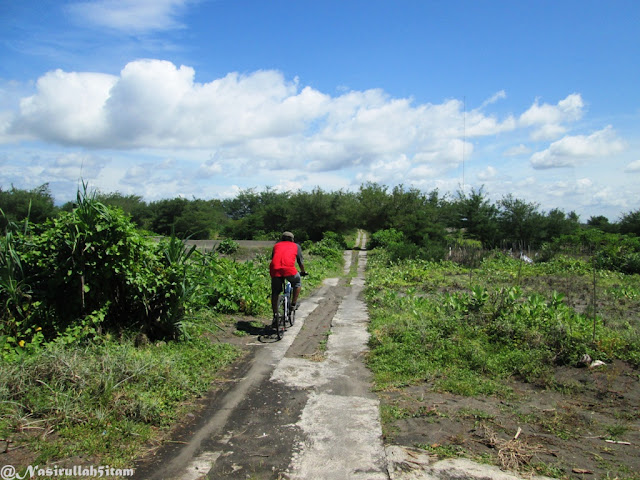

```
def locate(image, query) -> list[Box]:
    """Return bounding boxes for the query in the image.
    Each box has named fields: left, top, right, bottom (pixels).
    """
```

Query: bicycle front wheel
left=288, top=302, right=295, bottom=327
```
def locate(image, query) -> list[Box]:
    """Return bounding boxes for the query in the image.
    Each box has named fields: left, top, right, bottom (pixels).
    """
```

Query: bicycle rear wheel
left=276, top=295, right=287, bottom=340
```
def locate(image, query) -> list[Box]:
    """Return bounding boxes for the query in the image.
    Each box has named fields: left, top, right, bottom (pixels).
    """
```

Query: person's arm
left=296, top=243, right=306, bottom=273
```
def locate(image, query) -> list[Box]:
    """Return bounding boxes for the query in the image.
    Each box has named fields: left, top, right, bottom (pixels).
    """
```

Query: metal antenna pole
left=462, top=96, right=466, bottom=194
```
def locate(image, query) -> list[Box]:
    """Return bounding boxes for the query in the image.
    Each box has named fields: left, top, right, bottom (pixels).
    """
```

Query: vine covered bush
left=1, top=188, right=196, bottom=358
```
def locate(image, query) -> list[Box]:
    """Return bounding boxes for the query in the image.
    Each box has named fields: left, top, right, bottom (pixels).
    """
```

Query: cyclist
left=269, top=231, right=306, bottom=327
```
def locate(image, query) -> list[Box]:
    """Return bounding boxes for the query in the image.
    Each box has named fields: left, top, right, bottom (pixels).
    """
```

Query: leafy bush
left=195, top=253, right=269, bottom=315
left=216, top=238, right=239, bottom=255
left=368, top=228, right=404, bottom=250
left=368, top=228, right=447, bottom=263
left=541, top=229, right=640, bottom=274
left=304, top=231, right=345, bottom=262
left=1, top=187, right=199, bottom=355
left=320, top=231, right=347, bottom=250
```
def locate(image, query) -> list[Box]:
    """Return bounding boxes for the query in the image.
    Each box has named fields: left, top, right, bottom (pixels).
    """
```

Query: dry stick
left=592, top=256, right=598, bottom=342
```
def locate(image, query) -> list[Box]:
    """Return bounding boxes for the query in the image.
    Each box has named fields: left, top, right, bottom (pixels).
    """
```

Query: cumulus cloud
left=8, top=60, right=627, bottom=203
left=530, top=126, right=625, bottom=169
left=198, top=158, right=223, bottom=178
left=545, top=178, right=594, bottom=198
left=66, top=0, right=190, bottom=33
left=11, top=70, right=117, bottom=145
left=624, top=160, right=640, bottom=172
left=503, top=144, right=531, bottom=156
left=6, top=59, right=524, bottom=179
left=42, top=152, right=108, bottom=181
left=520, top=93, right=585, bottom=140
left=477, top=166, right=498, bottom=181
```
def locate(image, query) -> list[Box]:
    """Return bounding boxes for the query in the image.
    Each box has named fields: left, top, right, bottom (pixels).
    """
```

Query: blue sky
left=1, top=0, right=639, bottom=221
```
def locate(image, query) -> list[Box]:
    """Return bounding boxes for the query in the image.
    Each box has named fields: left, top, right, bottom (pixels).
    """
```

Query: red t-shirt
left=270, top=241, right=302, bottom=277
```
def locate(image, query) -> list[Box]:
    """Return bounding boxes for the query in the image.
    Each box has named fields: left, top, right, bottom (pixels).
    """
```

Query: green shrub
left=216, top=238, right=239, bottom=255
left=195, top=253, right=269, bottom=315
left=1, top=186, right=198, bottom=352
left=304, top=232, right=345, bottom=262
left=320, top=231, right=347, bottom=250
left=368, top=228, right=404, bottom=250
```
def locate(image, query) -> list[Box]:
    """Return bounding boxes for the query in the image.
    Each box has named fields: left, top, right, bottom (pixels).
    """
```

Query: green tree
left=222, top=188, right=291, bottom=239
left=173, top=199, right=228, bottom=239
left=149, top=198, right=190, bottom=236
left=544, top=208, right=580, bottom=241
left=290, top=188, right=355, bottom=242
left=587, top=215, right=616, bottom=233
left=96, top=192, right=151, bottom=229
left=453, top=187, right=499, bottom=247
left=357, top=183, right=392, bottom=233
left=619, top=209, right=640, bottom=236
left=387, top=185, right=446, bottom=246
left=497, top=194, right=544, bottom=248
left=0, top=184, right=58, bottom=227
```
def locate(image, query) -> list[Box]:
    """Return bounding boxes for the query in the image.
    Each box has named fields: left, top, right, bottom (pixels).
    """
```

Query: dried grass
left=479, top=424, right=550, bottom=471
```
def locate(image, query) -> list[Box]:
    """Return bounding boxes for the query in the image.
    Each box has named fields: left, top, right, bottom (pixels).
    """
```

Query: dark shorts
left=271, top=273, right=302, bottom=293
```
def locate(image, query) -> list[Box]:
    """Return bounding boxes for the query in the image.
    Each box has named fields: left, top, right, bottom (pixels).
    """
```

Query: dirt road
left=134, top=231, right=552, bottom=480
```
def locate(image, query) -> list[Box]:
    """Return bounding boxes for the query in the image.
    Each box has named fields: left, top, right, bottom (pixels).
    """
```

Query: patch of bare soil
left=286, top=279, right=350, bottom=359
left=185, top=240, right=274, bottom=260
left=378, top=360, right=640, bottom=479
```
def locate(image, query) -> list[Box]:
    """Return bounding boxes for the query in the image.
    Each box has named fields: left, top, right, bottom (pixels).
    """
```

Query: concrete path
left=273, top=248, right=388, bottom=479
left=135, top=230, right=552, bottom=480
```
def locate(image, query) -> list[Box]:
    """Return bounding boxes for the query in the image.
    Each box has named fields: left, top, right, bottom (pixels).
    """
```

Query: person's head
left=281, top=231, right=294, bottom=241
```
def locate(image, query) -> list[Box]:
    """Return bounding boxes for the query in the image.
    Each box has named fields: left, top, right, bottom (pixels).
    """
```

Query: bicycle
left=273, top=272, right=307, bottom=340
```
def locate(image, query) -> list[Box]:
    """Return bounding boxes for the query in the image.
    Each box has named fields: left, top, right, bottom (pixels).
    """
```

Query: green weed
left=365, top=250, right=640, bottom=396
left=0, top=336, right=240, bottom=466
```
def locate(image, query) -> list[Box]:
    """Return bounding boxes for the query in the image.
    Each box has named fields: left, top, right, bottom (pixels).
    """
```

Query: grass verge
left=365, top=250, right=640, bottom=479
left=0, top=320, right=241, bottom=469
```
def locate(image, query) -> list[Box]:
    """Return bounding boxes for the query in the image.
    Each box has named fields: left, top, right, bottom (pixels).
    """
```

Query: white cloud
left=530, top=126, right=625, bottom=169
left=11, top=70, right=117, bottom=145
left=529, top=123, right=568, bottom=141
left=66, top=0, right=190, bottom=33
left=5, top=60, right=635, bottom=220
left=503, top=144, right=531, bottom=156
left=624, top=160, right=640, bottom=172
left=42, top=152, right=108, bottom=181
left=479, top=90, right=506, bottom=109
left=477, top=166, right=498, bottom=181
left=519, top=93, right=585, bottom=140
left=7, top=60, right=526, bottom=179
left=544, top=177, right=594, bottom=198
left=198, top=158, right=223, bottom=178
left=593, top=187, right=629, bottom=208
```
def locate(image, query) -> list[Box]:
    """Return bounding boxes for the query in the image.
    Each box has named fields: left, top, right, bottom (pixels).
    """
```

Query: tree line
left=2, top=182, right=639, bottom=249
